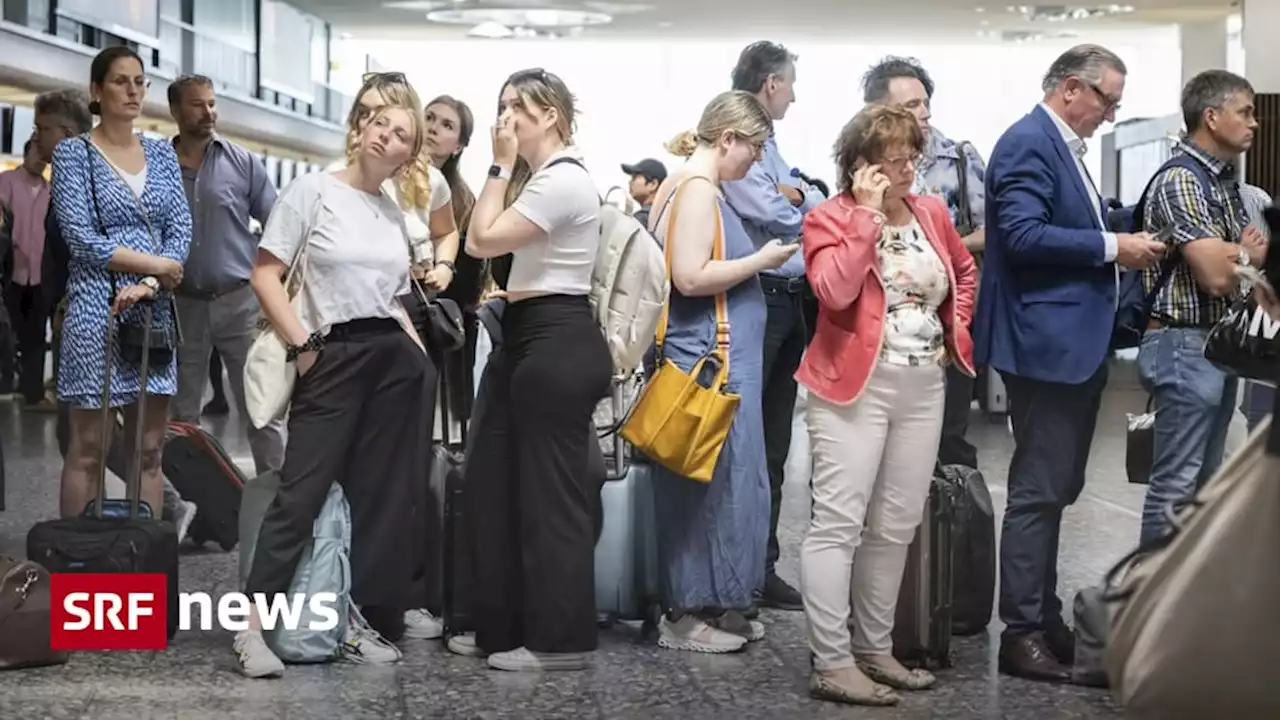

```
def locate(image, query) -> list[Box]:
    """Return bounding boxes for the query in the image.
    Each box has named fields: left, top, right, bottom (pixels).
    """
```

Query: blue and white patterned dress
left=50, top=134, right=192, bottom=409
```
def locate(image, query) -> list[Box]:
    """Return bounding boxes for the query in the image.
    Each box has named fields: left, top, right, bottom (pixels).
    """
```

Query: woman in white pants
left=795, top=104, right=976, bottom=706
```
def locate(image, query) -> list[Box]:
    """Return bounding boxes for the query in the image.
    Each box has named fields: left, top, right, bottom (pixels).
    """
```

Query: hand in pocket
left=296, top=350, right=320, bottom=377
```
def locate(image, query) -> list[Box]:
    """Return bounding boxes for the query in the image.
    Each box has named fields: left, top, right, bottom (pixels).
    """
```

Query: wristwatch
left=140, top=276, right=160, bottom=292
left=488, top=164, right=512, bottom=181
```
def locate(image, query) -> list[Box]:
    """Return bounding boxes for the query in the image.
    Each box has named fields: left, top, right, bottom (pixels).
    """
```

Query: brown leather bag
left=0, top=556, right=68, bottom=670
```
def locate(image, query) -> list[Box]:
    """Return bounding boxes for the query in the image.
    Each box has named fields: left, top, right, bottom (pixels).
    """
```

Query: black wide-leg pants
left=465, top=295, right=612, bottom=654
left=245, top=318, right=433, bottom=623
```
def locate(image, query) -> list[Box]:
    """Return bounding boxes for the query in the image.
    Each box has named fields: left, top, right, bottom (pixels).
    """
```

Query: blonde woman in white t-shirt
left=234, top=99, right=432, bottom=679
left=450, top=68, right=612, bottom=673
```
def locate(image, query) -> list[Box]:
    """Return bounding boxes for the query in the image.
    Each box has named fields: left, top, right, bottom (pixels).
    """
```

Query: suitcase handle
left=91, top=301, right=154, bottom=520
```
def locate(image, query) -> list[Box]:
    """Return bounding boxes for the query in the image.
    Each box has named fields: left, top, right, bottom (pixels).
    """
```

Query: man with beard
left=168, top=75, right=283, bottom=478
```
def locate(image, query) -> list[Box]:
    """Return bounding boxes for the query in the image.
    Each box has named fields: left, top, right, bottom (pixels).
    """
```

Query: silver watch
left=140, top=276, right=160, bottom=291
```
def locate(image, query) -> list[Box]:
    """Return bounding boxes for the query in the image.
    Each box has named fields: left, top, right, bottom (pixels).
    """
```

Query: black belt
left=759, top=275, right=808, bottom=295
left=177, top=279, right=249, bottom=301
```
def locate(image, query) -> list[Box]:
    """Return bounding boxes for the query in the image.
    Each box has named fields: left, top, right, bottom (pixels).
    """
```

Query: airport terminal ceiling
left=289, top=0, right=1239, bottom=39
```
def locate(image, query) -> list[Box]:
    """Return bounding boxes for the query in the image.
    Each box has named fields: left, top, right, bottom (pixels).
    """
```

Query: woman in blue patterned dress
left=648, top=91, right=799, bottom=654
left=51, top=46, right=191, bottom=519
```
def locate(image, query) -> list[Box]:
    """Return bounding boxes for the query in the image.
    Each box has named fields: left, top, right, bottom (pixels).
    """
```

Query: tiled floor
left=0, top=358, right=1230, bottom=719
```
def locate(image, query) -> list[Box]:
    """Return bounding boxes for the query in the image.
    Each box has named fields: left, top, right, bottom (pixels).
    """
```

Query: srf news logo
left=50, top=574, right=339, bottom=651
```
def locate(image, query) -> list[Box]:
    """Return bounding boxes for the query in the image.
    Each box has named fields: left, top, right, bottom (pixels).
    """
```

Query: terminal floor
left=1, top=358, right=1230, bottom=719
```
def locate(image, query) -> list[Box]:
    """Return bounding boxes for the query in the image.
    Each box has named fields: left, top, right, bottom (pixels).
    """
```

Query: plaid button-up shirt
left=1142, top=139, right=1249, bottom=327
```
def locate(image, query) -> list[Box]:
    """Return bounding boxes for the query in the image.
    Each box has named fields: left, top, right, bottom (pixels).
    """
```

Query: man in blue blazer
left=973, top=44, right=1165, bottom=683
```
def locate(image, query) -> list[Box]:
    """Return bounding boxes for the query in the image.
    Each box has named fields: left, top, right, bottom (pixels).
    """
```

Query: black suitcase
left=891, top=472, right=959, bottom=669
left=163, top=422, right=246, bottom=551
left=25, top=304, right=180, bottom=640
left=936, top=464, right=997, bottom=636
left=438, top=323, right=474, bottom=639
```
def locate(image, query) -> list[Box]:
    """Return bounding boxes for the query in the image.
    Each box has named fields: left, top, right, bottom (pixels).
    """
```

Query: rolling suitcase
left=891, top=472, right=958, bottom=669
left=594, top=378, right=662, bottom=635
left=935, top=464, right=996, bottom=636
left=25, top=303, right=180, bottom=640
left=162, top=422, right=247, bottom=551
left=977, top=366, right=1008, bottom=418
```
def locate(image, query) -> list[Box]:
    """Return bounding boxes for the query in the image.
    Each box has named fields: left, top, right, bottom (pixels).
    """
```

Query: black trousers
left=998, top=364, right=1106, bottom=643
left=760, top=276, right=810, bottom=575
left=938, top=364, right=978, bottom=469
left=245, top=318, right=432, bottom=622
left=4, top=283, right=47, bottom=403
left=465, top=295, right=611, bottom=654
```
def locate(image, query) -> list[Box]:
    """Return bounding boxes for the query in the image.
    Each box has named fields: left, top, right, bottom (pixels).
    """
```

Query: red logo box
left=49, top=573, right=169, bottom=651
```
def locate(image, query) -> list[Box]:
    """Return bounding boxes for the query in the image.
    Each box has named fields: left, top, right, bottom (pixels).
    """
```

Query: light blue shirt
left=721, top=134, right=825, bottom=278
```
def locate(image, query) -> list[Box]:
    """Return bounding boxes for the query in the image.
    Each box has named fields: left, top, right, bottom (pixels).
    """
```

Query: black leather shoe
left=1044, top=623, right=1076, bottom=666
left=999, top=636, right=1071, bottom=683
left=760, top=573, right=804, bottom=611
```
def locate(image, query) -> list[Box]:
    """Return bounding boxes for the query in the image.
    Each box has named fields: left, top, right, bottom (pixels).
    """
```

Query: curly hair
left=347, top=73, right=432, bottom=211
left=832, top=104, right=925, bottom=195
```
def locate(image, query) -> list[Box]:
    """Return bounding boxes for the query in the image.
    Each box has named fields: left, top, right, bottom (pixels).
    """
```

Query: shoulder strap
left=652, top=175, right=729, bottom=365
left=954, top=141, right=973, bottom=235
left=1135, top=152, right=1227, bottom=305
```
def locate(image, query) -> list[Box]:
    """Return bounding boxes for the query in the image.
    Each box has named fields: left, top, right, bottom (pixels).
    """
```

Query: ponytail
left=664, top=130, right=699, bottom=158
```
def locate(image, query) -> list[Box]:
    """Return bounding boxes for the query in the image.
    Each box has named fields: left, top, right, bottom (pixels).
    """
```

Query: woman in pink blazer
left=796, top=104, right=976, bottom=707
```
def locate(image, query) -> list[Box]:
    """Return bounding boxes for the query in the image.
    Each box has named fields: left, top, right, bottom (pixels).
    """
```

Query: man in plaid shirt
left=1137, top=69, right=1268, bottom=544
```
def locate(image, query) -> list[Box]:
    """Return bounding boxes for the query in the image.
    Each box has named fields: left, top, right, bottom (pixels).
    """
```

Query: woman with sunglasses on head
left=234, top=97, right=434, bottom=678
left=331, top=72, right=460, bottom=642
left=450, top=68, right=611, bottom=672
left=50, top=46, right=190, bottom=521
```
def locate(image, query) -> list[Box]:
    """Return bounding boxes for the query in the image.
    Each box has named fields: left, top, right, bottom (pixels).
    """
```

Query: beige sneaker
left=487, top=647, right=588, bottom=672
left=657, top=615, right=747, bottom=654
left=233, top=630, right=284, bottom=679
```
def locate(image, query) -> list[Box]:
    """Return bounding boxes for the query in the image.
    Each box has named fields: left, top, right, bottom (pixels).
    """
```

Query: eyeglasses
left=1076, top=77, right=1121, bottom=113
left=880, top=154, right=921, bottom=170
left=362, top=71, right=407, bottom=85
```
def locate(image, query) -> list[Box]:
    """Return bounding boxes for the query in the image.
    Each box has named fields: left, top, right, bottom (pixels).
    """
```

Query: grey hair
left=1041, top=44, right=1127, bottom=94
left=1181, top=69, right=1253, bottom=133
left=33, top=88, right=93, bottom=134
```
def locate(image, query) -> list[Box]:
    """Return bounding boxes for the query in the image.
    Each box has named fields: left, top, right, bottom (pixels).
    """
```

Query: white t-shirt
left=325, top=160, right=451, bottom=260
left=259, top=171, right=411, bottom=336
left=508, top=148, right=600, bottom=296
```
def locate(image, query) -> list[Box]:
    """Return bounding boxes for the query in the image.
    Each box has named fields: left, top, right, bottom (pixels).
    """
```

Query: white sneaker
left=487, top=647, right=588, bottom=672
left=403, top=609, right=443, bottom=640
left=174, top=501, right=198, bottom=545
left=233, top=630, right=284, bottom=679
left=446, top=633, right=488, bottom=658
left=341, top=620, right=402, bottom=665
left=709, top=611, right=766, bottom=642
left=658, top=615, right=747, bottom=654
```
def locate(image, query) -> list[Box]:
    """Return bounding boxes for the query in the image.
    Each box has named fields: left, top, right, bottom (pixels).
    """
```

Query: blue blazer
left=972, top=105, right=1116, bottom=385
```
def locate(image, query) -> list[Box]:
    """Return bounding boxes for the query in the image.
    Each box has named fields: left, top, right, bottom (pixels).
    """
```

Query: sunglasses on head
left=363, top=71, right=407, bottom=85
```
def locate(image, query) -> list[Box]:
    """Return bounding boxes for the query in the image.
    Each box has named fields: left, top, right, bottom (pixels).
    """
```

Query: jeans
left=1137, top=327, right=1237, bottom=544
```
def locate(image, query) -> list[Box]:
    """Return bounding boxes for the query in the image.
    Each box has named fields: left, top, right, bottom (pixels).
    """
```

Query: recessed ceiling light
left=429, top=7, right=613, bottom=28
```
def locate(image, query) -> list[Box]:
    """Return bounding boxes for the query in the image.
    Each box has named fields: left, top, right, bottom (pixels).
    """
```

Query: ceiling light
left=383, top=0, right=450, bottom=9
left=428, top=7, right=613, bottom=29
left=1007, top=4, right=1134, bottom=22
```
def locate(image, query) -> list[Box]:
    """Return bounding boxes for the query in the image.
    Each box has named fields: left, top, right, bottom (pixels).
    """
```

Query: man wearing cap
left=621, top=158, right=667, bottom=229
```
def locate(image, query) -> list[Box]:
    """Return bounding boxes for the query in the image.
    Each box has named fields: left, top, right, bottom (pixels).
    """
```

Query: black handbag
left=1203, top=296, right=1280, bottom=383
left=406, top=284, right=464, bottom=354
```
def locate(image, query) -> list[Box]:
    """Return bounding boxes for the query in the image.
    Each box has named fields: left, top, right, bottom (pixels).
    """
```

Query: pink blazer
left=796, top=192, right=977, bottom=406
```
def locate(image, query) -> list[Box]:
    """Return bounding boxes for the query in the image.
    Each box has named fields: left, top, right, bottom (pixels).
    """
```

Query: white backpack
left=549, top=159, right=669, bottom=374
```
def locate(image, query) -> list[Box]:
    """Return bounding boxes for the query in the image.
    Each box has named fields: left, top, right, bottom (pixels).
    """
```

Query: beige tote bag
left=1103, top=417, right=1280, bottom=718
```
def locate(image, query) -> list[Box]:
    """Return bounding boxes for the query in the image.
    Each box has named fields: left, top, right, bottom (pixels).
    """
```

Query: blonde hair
left=346, top=77, right=432, bottom=211
left=665, top=90, right=773, bottom=158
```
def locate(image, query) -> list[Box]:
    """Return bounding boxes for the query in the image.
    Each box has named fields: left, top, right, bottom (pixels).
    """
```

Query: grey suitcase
left=593, top=379, right=661, bottom=634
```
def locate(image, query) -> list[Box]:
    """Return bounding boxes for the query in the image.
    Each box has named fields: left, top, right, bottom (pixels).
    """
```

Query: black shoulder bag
left=82, top=137, right=179, bottom=367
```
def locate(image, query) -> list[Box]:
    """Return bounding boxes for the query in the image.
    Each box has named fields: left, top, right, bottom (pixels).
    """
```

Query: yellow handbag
left=619, top=178, right=740, bottom=483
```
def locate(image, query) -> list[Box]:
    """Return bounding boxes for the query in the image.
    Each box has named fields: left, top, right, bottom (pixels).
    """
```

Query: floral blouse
left=877, top=218, right=950, bottom=366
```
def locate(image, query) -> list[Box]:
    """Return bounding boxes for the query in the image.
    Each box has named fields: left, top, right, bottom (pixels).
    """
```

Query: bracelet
left=285, top=331, right=324, bottom=362
left=435, top=259, right=456, bottom=274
